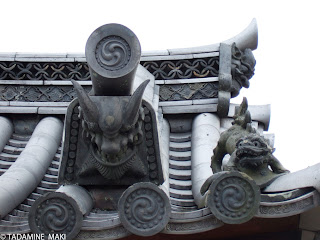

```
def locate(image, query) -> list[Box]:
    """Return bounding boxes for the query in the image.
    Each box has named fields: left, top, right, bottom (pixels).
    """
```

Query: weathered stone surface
left=261, top=188, right=314, bottom=202
left=0, top=117, right=62, bottom=219
left=38, top=107, right=67, bottom=115
left=56, top=185, right=93, bottom=216
left=118, top=182, right=171, bottom=236
left=265, top=163, right=320, bottom=193
left=217, top=42, right=256, bottom=117
left=59, top=96, right=163, bottom=187
left=228, top=104, right=271, bottom=131
left=0, top=116, right=13, bottom=152
left=28, top=192, right=83, bottom=240
left=170, top=159, right=191, bottom=170
left=169, top=179, right=192, bottom=190
left=85, top=23, right=141, bottom=96
left=82, top=212, right=121, bottom=230
left=133, top=64, right=156, bottom=106
left=159, top=119, right=170, bottom=197
left=76, top=225, right=131, bottom=240
left=210, top=98, right=289, bottom=188
left=223, top=18, right=258, bottom=51
left=191, top=113, right=220, bottom=208
left=217, top=43, right=232, bottom=117
left=162, top=104, right=218, bottom=114
left=170, top=207, right=211, bottom=221
left=257, top=191, right=317, bottom=218
left=230, top=43, right=256, bottom=97
left=164, top=215, right=223, bottom=234
left=169, top=169, right=191, bottom=180
left=58, top=23, right=163, bottom=190
left=0, top=107, right=38, bottom=114
left=0, top=52, right=16, bottom=61
left=206, top=171, right=260, bottom=224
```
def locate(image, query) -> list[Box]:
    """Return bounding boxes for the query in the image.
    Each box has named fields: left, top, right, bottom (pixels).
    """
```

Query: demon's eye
left=237, top=139, right=244, bottom=147
left=253, top=141, right=260, bottom=147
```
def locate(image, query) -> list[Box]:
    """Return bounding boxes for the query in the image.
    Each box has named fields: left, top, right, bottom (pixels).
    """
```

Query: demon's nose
left=101, top=140, right=120, bottom=155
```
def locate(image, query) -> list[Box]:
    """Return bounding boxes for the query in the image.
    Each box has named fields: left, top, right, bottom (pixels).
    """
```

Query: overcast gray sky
left=1, top=0, right=320, bottom=172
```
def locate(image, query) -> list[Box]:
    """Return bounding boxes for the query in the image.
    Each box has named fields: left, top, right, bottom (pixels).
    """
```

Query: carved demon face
left=235, top=134, right=273, bottom=168
left=82, top=97, right=144, bottom=159
left=231, top=43, right=256, bottom=87
left=231, top=43, right=256, bottom=97
left=72, top=80, right=149, bottom=179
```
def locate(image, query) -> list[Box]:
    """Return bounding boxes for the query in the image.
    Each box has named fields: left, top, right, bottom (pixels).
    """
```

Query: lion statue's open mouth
left=235, top=135, right=271, bottom=168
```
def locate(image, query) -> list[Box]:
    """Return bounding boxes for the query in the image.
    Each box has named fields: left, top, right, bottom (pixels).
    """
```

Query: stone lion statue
left=208, top=97, right=289, bottom=189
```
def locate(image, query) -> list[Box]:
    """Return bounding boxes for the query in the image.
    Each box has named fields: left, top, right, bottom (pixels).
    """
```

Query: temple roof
left=0, top=19, right=319, bottom=240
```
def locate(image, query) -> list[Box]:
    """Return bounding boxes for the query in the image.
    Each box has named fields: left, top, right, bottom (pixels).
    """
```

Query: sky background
left=1, top=0, right=320, bottom=172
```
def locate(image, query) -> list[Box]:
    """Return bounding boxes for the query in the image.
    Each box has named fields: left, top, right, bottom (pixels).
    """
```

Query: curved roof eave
left=146, top=18, right=258, bottom=57
left=0, top=19, right=258, bottom=63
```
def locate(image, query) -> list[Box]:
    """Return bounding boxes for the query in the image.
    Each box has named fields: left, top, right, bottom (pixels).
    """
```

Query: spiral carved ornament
left=28, top=192, right=83, bottom=239
left=95, top=36, right=131, bottom=71
left=207, top=171, right=260, bottom=224
left=118, top=182, right=171, bottom=236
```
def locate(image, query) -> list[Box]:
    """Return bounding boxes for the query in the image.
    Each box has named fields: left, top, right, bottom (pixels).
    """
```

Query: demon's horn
left=124, top=80, right=150, bottom=127
left=238, top=97, right=248, bottom=115
left=71, top=80, right=99, bottom=128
